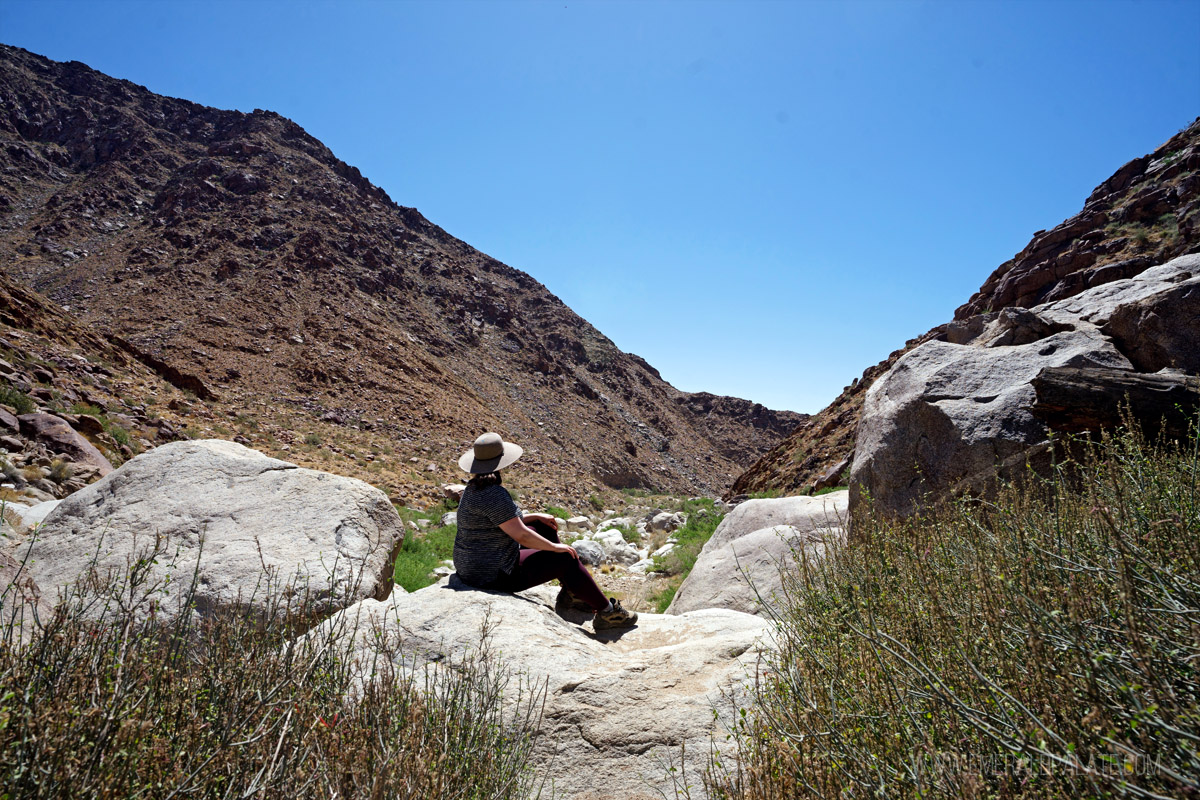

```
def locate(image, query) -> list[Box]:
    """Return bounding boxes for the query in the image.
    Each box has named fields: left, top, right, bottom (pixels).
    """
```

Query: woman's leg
left=491, top=548, right=608, bottom=612
left=526, top=518, right=560, bottom=543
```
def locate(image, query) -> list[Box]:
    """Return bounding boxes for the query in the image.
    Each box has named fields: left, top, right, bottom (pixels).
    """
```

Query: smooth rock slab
left=316, top=576, right=771, bottom=800
left=667, top=492, right=849, bottom=616
left=18, top=440, right=404, bottom=620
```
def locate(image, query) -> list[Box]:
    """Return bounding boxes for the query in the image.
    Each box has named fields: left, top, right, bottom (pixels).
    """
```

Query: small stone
left=572, top=540, right=604, bottom=566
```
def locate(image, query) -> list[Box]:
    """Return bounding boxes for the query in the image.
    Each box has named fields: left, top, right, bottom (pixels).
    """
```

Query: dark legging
left=485, top=520, right=608, bottom=612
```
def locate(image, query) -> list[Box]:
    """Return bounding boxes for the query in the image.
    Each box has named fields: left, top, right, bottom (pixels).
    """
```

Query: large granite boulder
left=17, top=440, right=404, bottom=620
left=667, top=492, right=848, bottom=616
left=313, top=576, right=770, bottom=800
left=851, top=253, right=1200, bottom=518
left=850, top=329, right=1129, bottom=517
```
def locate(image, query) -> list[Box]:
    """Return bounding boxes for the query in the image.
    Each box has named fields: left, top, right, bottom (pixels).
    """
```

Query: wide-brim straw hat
left=458, top=432, right=524, bottom=474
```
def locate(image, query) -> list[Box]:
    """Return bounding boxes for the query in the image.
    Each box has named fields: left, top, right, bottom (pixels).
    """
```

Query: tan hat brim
left=458, top=441, right=523, bottom=474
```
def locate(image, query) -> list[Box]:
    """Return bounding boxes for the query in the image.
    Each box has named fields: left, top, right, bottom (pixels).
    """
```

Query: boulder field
left=312, top=576, right=770, bottom=800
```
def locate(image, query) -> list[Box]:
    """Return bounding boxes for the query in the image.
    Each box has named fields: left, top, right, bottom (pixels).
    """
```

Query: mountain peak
left=0, top=43, right=804, bottom=507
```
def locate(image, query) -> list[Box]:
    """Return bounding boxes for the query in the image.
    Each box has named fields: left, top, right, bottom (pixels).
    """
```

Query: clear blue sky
left=2, top=1, right=1198, bottom=413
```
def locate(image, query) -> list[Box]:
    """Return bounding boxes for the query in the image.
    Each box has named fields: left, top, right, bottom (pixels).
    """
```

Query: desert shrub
left=303, top=432, right=322, bottom=446
left=104, top=421, right=132, bottom=448
left=0, top=384, right=34, bottom=415
left=544, top=504, right=571, bottom=520
left=587, top=493, right=604, bottom=512
left=609, top=521, right=640, bottom=545
left=747, top=489, right=782, bottom=499
left=0, top=542, right=540, bottom=799
left=812, top=484, right=846, bottom=496
left=47, top=459, right=72, bottom=484
left=707, top=425, right=1200, bottom=799
left=69, top=403, right=104, bottom=417
left=19, top=466, right=42, bottom=483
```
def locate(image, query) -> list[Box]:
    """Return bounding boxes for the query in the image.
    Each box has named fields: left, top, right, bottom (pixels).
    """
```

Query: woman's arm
left=499, top=516, right=578, bottom=559
left=519, top=511, right=559, bottom=530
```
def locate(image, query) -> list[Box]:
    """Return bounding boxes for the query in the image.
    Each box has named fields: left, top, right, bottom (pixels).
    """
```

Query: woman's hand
left=523, top=512, right=559, bottom=530
left=555, top=542, right=579, bottom=559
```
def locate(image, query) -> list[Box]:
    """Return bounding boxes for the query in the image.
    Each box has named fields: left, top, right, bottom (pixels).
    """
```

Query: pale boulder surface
left=18, top=440, right=404, bottom=618
left=850, top=253, right=1200, bottom=518
left=667, top=492, right=848, bottom=616
left=321, top=577, right=770, bottom=800
left=7, top=500, right=60, bottom=531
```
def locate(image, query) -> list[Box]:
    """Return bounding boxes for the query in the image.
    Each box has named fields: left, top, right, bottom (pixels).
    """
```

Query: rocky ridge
left=732, top=118, right=1200, bottom=498
left=0, top=44, right=804, bottom=509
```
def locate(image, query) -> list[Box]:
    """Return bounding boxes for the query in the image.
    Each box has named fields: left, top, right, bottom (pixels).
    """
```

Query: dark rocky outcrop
left=1032, top=367, right=1200, bottom=439
left=17, top=412, right=113, bottom=475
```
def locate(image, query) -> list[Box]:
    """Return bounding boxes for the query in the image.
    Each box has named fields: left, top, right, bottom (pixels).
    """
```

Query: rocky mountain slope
left=0, top=268, right=201, bottom=502
left=0, top=44, right=803, bottom=508
left=732, top=117, right=1200, bottom=498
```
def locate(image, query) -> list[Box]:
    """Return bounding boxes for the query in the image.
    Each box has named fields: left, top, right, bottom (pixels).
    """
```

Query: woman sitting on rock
left=452, top=432, right=637, bottom=631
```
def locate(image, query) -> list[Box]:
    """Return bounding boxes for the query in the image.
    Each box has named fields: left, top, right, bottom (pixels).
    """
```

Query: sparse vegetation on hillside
left=0, top=384, right=34, bottom=415
left=0, top=547, right=541, bottom=799
left=707, top=425, right=1200, bottom=798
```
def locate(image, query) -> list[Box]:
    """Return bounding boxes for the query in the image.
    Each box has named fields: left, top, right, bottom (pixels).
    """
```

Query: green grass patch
left=812, top=484, right=846, bottom=496
left=544, top=505, right=571, bottom=519
left=747, top=489, right=782, bottom=499
left=650, top=581, right=678, bottom=613
left=707, top=425, right=1200, bottom=799
left=655, top=499, right=723, bottom=578
left=392, top=505, right=458, bottom=592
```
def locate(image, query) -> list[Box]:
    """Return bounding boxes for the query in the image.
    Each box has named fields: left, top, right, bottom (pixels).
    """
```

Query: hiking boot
left=555, top=587, right=595, bottom=614
left=593, top=597, right=638, bottom=630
